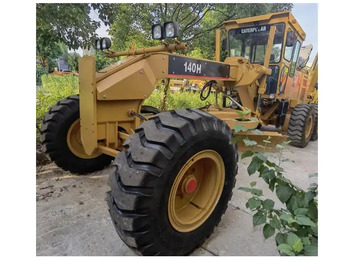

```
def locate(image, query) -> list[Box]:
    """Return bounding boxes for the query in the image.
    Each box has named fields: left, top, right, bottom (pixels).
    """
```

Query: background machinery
left=40, top=11, right=318, bottom=255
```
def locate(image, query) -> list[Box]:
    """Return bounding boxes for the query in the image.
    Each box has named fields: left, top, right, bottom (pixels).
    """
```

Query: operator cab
left=227, top=23, right=285, bottom=64
left=221, top=11, right=308, bottom=101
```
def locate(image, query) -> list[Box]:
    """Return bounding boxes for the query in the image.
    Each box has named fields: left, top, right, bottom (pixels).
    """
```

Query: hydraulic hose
left=200, top=80, right=216, bottom=101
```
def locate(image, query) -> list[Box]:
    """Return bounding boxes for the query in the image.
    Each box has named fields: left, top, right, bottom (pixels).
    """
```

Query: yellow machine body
left=79, top=49, right=270, bottom=156
left=77, top=11, right=316, bottom=157
left=216, top=11, right=317, bottom=129
left=307, top=54, right=318, bottom=104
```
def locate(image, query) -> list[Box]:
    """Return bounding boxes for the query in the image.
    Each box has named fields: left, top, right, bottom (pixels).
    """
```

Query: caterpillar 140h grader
left=40, top=11, right=318, bottom=255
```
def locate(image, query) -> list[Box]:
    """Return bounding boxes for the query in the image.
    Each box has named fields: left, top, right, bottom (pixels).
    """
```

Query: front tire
left=107, top=109, right=238, bottom=255
left=288, top=104, right=315, bottom=148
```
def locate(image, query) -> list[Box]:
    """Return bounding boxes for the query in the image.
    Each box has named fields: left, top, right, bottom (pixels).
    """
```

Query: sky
left=76, top=3, right=319, bottom=63
left=292, top=3, right=318, bottom=63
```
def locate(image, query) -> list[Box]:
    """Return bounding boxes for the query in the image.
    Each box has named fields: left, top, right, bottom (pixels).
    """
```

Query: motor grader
left=40, top=11, right=317, bottom=255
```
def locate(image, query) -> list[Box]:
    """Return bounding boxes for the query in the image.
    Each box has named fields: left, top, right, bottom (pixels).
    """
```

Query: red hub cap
left=185, top=178, right=197, bottom=194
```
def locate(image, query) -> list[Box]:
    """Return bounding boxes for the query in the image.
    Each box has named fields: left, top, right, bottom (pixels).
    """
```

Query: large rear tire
left=310, top=104, right=318, bottom=141
left=288, top=104, right=315, bottom=148
left=40, top=95, right=113, bottom=174
left=106, top=109, right=238, bottom=255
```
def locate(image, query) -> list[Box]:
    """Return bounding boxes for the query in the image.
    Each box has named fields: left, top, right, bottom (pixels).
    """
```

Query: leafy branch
left=232, top=126, right=318, bottom=256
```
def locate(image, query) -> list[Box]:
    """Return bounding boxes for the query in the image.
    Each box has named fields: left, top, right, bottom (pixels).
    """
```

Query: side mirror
left=286, top=31, right=296, bottom=47
left=221, top=38, right=227, bottom=51
left=296, top=44, right=313, bottom=70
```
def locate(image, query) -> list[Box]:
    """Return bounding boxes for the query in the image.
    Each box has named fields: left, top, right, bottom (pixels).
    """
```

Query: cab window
left=289, top=41, right=301, bottom=77
left=284, top=30, right=293, bottom=62
left=228, top=23, right=285, bottom=64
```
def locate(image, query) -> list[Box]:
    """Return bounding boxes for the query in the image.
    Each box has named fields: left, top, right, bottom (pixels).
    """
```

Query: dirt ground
left=36, top=141, right=318, bottom=256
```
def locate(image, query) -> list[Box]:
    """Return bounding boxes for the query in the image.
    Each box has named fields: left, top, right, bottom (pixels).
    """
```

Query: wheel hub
left=183, top=176, right=198, bottom=194
left=305, top=114, right=314, bottom=140
left=168, top=150, right=225, bottom=232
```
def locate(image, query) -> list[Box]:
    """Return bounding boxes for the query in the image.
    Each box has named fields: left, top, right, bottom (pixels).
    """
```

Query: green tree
left=66, top=52, right=81, bottom=72
left=36, top=3, right=122, bottom=49
left=36, top=41, right=66, bottom=72
left=95, top=51, right=118, bottom=71
left=36, top=3, right=122, bottom=75
left=106, top=3, right=293, bottom=59
left=37, top=4, right=99, bottom=50
left=36, top=41, right=67, bottom=84
left=36, top=3, right=293, bottom=74
left=108, top=4, right=158, bottom=51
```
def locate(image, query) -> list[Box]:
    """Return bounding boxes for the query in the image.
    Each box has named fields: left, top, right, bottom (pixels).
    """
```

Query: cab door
left=277, top=28, right=303, bottom=100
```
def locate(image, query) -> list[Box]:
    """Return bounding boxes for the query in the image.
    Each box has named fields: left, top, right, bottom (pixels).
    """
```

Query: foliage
left=36, top=63, right=47, bottom=86
left=233, top=128, right=318, bottom=256
left=36, top=41, right=67, bottom=74
left=36, top=43, right=80, bottom=85
left=36, top=3, right=294, bottom=73
left=36, top=3, right=119, bottom=75
left=66, top=52, right=81, bottom=72
left=95, top=50, right=119, bottom=71
left=37, top=4, right=100, bottom=50
left=108, top=4, right=159, bottom=51
left=105, top=3, right=293, bottom=59
left=144, top=90, right=163, bottom=109
left=144, top=89, right=217, bottom=111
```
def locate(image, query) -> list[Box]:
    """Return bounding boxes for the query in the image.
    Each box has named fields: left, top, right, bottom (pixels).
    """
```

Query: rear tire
left=40, top=95, right=113, bottom=174
left=288, top=104, right=315, bottom=148
left=310, top=104, right=318, bottom=141
left=106, top=109, right=238, bottom=255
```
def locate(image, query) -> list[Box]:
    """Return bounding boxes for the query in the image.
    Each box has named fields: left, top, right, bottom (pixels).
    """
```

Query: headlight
left=101, top=38, right=111, bottom=50
left=95, top=37, right=111, bottom=50
left=152, top=24, right=164, bottom=40
left=164, top=21, right=179, bottom=38
left=96, top=39, right=101, bottom=50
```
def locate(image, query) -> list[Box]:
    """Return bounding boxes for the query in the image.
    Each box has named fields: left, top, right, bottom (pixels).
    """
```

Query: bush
left=144, top=89, right=218, bottom=110
left=233, top=126, right=318, bottom=256
left=144, top=89, right=163, bottom=109
left=36, top=64, right=48, bottom=86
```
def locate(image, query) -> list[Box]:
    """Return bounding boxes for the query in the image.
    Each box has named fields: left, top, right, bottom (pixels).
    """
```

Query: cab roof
left=223, top=11, right=306, bottom=41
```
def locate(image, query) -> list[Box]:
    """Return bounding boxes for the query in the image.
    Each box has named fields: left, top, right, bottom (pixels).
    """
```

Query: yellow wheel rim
left=305, top=114, right=314, bottom=139
left=168, top=150, right=225, bottom=232
left=67, top=119, right=101, bottom=159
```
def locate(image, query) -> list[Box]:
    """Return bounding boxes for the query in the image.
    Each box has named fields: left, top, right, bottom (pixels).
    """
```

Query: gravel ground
left=36, top=140, right=317, bottom=256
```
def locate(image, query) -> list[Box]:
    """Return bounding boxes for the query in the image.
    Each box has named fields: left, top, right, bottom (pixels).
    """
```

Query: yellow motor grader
left=40, top=11, right=317, bottom=255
